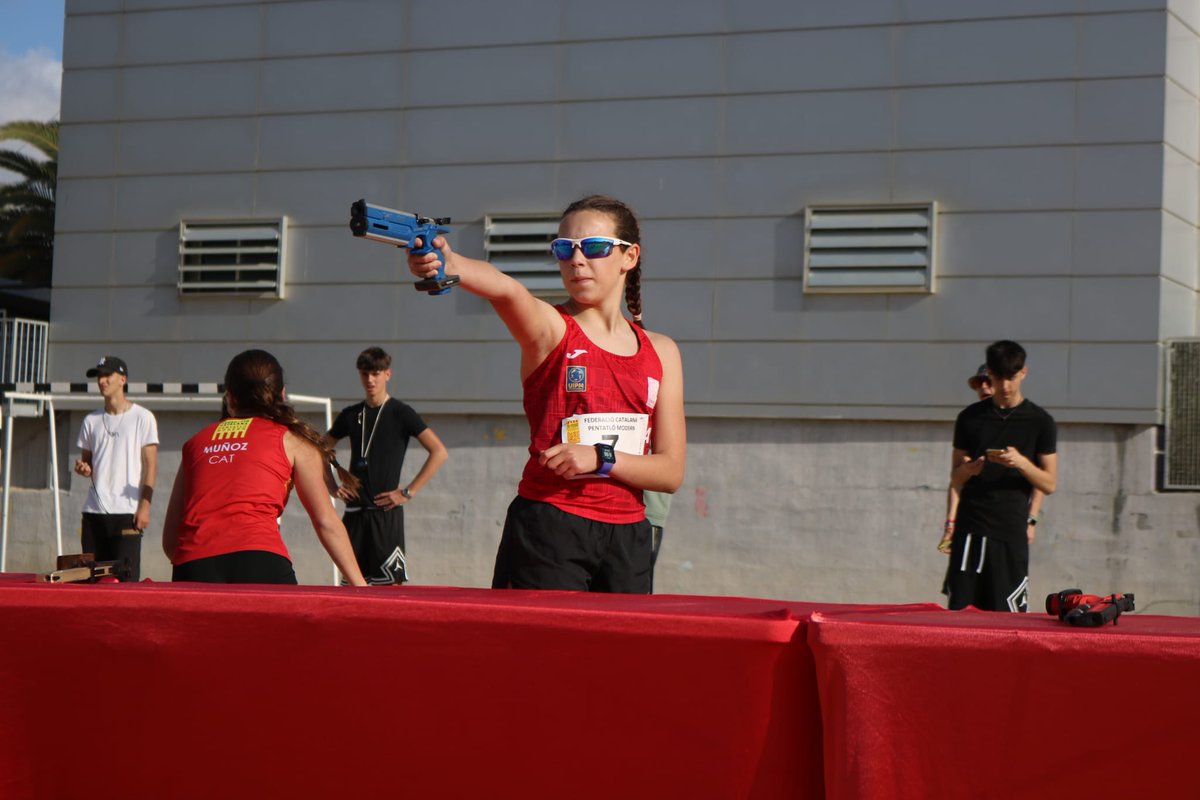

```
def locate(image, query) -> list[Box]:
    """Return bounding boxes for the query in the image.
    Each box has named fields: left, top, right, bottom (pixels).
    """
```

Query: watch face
left=597, top=443, right=616, bottom=462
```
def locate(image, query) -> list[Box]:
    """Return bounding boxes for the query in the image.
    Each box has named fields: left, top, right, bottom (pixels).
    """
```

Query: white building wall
left=49, top=0, right=1196, bottom=422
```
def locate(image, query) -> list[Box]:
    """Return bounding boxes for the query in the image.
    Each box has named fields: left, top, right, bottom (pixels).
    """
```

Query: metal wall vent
left=804, top=203, right=936, bottom=294
left=484, top=214, right=561, bottom=296
left=1165, top=339, right=1200, bottom=490
left=178, top=218, right=286, bottom=298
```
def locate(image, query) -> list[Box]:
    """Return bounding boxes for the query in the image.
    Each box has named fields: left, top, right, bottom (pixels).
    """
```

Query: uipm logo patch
left=566, top=365, right=586, bottom=392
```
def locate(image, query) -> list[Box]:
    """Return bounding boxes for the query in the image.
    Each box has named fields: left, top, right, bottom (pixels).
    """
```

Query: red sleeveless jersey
left=174, top=417, right=293, bottom=565
left=518, top=308, right=663, bottom=523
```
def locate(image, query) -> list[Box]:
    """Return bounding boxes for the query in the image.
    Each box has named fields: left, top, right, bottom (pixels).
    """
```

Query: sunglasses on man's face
left=550, top=236, right=633, bottom=261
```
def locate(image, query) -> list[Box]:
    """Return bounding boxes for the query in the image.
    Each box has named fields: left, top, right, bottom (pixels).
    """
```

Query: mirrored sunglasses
left=550, top=236, right=633, bottom=260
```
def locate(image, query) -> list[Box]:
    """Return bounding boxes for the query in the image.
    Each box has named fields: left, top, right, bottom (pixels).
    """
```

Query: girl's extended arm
left=408, top=235, right=565, bottom=378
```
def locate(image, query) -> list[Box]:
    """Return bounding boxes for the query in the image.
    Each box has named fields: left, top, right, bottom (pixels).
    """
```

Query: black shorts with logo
left=945, top=531, right=1029, bottom=612
left=344, top=507, right=408, bottom=585
left=492, top=496, right=652, bottom=594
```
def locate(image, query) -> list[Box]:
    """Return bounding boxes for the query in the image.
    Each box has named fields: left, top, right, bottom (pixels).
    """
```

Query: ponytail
left=625, top=264, right=644, bottom=328
left=223, top=349, right=361, bottom=495
left=264, top=399, right=362, bottom=495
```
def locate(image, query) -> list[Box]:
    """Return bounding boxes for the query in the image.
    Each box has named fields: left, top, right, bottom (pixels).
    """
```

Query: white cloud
left=0, top=47, right=62, bottom=126
left=0, top=48, right=61, bottom=182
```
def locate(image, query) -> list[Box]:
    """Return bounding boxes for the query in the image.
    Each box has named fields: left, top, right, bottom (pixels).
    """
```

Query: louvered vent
left=804, top=204, right=936, bottom=293
left=484, top=214, right=562, bottom=295
left=178, top=218, right=286, bottom=297
left=1165, top=339, right=1200, bottom=490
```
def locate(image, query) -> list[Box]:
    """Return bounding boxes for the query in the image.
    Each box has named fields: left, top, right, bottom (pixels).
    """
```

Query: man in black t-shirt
left=945, top=340, right=1057, bottom=612
left=328, top=347, right=448, bottom=584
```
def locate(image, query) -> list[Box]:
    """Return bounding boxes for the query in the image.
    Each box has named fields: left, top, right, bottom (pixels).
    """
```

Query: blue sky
left=0, top=0, right=65, bottom=59
left=0, top=0, right=66, bottom=124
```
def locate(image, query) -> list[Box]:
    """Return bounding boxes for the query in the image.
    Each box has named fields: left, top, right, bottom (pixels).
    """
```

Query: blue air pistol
left=349, top=199, right=460, bottom=294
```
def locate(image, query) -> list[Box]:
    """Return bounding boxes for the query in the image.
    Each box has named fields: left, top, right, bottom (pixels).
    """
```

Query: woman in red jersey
left=163, top=349, right=368, bottom=586
left=409, top=195, right=685, bottom=593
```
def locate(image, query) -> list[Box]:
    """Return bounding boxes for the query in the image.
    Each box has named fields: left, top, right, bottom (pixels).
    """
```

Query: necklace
left=101, top=405, right=131, bottom=437
left=355, top=398, right=387, bottom=470
left=992, top=403, right=1019, bottom=422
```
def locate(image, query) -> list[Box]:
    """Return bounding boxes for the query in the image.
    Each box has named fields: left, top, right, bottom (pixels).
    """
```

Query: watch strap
left=594, top=443, right=615, bottom=476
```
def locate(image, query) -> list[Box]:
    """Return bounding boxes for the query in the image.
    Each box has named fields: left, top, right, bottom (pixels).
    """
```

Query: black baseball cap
left=966, top=364, right=990, bottom=389
left=86, top=356, right=128, bottom=378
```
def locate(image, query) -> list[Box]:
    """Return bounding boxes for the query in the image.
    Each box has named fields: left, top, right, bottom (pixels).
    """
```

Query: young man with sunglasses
left=327, top=347, right=447, bottom=585
left=942, top=341, right=1057, bottom=612
left=73, top=356, right=159, bottom=581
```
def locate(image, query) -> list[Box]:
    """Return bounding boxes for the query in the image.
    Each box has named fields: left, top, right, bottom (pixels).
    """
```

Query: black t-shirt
left=953, top=398, right=1056, bottom=543
left=329, top=398, right=428, bottom=509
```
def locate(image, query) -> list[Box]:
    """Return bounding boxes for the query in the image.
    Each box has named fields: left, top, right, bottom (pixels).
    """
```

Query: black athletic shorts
left=945, top=531, right=1029, bottom=612
left=80, top=513, right=142, bottom=582
left=492, top=496, right=652, bottom=594
left=344, top=508, right=408, bottom=585
left=172, top=550, right=297, bottom=584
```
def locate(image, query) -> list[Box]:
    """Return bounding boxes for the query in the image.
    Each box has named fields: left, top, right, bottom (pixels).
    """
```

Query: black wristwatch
left=401, top=487, right=413, bottom=499
left=594, top=443, right=616, bottom=476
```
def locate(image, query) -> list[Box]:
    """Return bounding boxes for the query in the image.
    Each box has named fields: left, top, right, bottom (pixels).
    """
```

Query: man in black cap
left=73, top=356, right=159, bottom=581
left=966, top=363, right=994, bottom=402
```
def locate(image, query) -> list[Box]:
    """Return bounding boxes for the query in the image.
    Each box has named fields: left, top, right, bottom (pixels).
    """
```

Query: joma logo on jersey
left=212, top=418, right=253, bottom=440
left=566, top=366, right=586, bottom=392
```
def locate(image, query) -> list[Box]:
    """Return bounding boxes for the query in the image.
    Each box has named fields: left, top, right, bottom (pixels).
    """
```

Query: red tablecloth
left=808, top=607, right=1200, bottom=800
left=10, top=577, right=1188, bottom=800
left=0, top=581, right=859, bottom=800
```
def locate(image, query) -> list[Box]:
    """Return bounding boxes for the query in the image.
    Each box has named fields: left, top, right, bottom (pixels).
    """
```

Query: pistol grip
left=410, top=233, right=457, bottom=295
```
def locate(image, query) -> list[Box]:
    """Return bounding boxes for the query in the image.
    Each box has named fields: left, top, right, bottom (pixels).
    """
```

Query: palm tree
left=0, top=120, right=58, bottom=287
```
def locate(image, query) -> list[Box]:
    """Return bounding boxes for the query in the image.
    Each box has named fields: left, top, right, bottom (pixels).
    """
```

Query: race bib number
left=561, top=413, right=649, bottom=456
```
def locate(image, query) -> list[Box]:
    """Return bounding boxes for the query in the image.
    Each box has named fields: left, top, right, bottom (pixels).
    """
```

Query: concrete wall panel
left=118, top=118, right=258, bottom=175
left=121, top=62, right=260, bottom=120
left=405, top=45, right=559, bottom=106
left=726, top=28, right=893, bottom=93
left=262, top=0, right=406, bottom=58
left=57, top=124, right=118, bottom=178
left=726, top=91, right=893, bottom=155
left=938, top=212, right=1072, bottom=278
left=258, top=111, right=405, bottom=171
left=112, top=174, right=256, bottom=230
left=561, top=37, right=725, bottom=100
left=261, top=54, right=405, bottom=115
left=122, top=6, right=262, bottom=65
left=1069, top=277, right=1163, bottom=341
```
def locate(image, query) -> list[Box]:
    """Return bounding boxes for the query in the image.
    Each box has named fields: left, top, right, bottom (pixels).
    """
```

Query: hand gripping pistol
left=349, top=199, right=460, bottom=294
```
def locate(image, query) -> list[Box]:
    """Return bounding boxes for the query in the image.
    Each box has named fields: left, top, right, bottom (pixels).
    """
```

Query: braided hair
left=561, top=195, right=645, bottom=327
left=223, top=349, right=361, bottom=494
